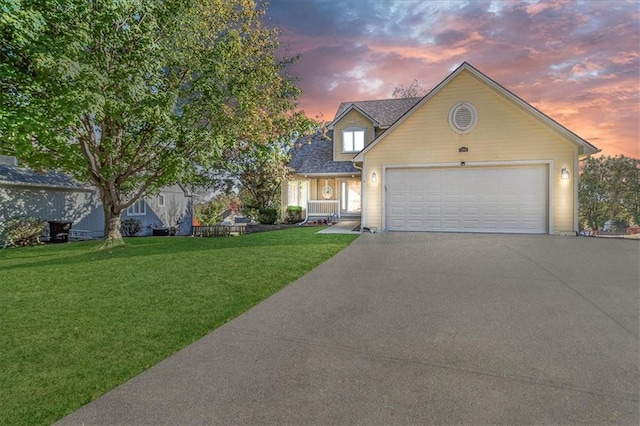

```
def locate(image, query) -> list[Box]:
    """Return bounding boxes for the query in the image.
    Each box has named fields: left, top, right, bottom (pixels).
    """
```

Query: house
left=283, top=62, right=599, bottom=235
left=0, top=156, right=193, bottom=238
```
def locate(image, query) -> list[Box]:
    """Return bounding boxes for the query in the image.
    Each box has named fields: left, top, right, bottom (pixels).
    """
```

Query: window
left=126, top=199, right=146, bottom=216
left=287, top=179, right=308, bottom=207
left=158, top=194, right=165, bottom=207
left=343, top=129, right=365, bottom=152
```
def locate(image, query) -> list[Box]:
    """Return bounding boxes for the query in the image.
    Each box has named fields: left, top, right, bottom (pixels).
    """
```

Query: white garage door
left=386, top=166, right=547, bottom=233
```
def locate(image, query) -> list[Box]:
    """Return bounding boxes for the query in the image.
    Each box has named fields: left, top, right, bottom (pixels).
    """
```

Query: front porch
left=283, top=175, right=362, bottom=221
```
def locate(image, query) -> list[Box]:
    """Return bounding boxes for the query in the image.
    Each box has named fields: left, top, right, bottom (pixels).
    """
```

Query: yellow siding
left=314, top=178, right=337, bottom=200
left=363, top=69, right=577, bottom=234
left=333, top=109, right=375, bottom=162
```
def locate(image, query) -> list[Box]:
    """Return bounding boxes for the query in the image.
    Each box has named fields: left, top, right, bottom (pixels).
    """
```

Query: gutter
left=0, top=180, right=95, bottom=192
left=578, top=148, right=602, bottom=161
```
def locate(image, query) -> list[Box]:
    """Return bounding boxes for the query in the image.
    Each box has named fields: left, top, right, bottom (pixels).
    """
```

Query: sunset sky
left=266, top=0, right=639, bottom=157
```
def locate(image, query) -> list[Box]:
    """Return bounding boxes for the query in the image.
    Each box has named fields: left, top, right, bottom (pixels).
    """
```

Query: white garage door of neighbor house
left=386, top=166, right=548, bottom=233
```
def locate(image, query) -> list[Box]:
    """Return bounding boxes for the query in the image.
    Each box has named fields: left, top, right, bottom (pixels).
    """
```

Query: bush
left=285, top=205, right=303, bottom=224
left=121, top=218, right=142, bottom=237
left=257, top=208, right=278, bottom=225
left=0, top=216, right=47, bottom=248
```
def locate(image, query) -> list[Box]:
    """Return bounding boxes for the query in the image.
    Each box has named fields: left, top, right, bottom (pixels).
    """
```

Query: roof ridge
left=340, top=96, right=423, bottom=105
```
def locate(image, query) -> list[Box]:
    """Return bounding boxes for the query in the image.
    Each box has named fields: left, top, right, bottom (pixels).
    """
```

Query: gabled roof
left=329, top=97, right=422, bottom=130
left=354, top=62, right=600, bottom=161
left=0, top=164, right=91, bottom=191
left=289, top=132, right=360, bottom=175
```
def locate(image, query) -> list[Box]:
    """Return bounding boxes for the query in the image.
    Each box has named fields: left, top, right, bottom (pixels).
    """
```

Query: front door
left=340, top=179, right=361, bottom=215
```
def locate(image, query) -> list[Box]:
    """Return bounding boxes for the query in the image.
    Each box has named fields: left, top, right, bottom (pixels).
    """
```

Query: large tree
left=0, top=0, right=302, bottom=244
left=604, top=155, right=640, bottom=227
left=579, top=155, right=640, bottom=229
left=579, top=156, right=609, bottom=230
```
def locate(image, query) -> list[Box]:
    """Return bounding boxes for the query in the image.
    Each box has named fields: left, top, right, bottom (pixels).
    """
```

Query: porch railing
left=307, top=200, right=340, bottom=218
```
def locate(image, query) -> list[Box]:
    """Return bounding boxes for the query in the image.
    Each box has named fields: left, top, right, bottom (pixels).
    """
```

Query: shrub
left=257, top=208, right=278, bottom=225
left=121, top=218, right=142, bottom=237
left=285, top=205, right=303, bottom=224
left=0, top=216, right=47, bottom=248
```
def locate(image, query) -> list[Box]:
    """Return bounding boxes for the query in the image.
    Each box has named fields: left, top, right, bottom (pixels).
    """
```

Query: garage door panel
left=461, top=194, right=479, bottom=203
left=482, top=220, right=499, bottom=229
left=386, top=166, right=547, bottom=234
left=407, top=219, right=425, bottom=229
left=444, top=220, right=462, bottom=229
left=390, top=206, right=405, bottom=215
left=481, top=206, right=499, bottom=216
left=462, top=206, right=479, bottom=216
left=407, top=180, right=423, bottom=191
left=463, top=220, right=480, bottom=228
left=479, top=194, right=499, bottom=203
left=522, top=220, right=543, bottom=229
left=443, top=194, right=460, bottom=203
left=500, top=193, right=521, bottom=204
left=444, top=206, right=460, bottom=215
left=407, top=194, right=423, bottom=204
left=502, top=206, right=519, bottom=216
left=389, top=194, right=405, bottom=204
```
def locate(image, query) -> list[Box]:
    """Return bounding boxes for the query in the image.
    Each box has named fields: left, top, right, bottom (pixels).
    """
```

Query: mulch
left=244, top=224, right=298, bottom=234
left=244, top=222, right=332, bottom=234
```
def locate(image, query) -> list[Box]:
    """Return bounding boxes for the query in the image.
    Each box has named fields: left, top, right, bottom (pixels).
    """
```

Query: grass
left=0, top=227, right=358, bottom=425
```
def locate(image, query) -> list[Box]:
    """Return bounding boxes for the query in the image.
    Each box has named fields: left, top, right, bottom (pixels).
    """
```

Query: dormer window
left=343, top=128, right=365, bottom=153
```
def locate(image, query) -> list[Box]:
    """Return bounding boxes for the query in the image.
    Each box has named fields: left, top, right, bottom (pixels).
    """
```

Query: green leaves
left=579, top=155, right=640, bottom=229
left=1, top=0, right=304, bottom=240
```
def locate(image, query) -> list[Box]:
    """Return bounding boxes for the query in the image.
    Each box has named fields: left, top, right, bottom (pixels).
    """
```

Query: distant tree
left=605, top=155, right=640, bottom=227
left=230, top=142, right=295, bottom=214
left=0, top=0, right=303, bottom=246
left=194, top=193, right=241, bottom=226
left=392, top=79, right=428, bottom=98
left=579, top=155, right=640, bottom=229
left=579, top=156, right=609, bottom=230
left=213, top=115, right=318, bottom=216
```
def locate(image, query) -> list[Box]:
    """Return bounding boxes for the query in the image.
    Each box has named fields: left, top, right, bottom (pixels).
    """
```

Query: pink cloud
left=270, top=0, right=640, bottom=157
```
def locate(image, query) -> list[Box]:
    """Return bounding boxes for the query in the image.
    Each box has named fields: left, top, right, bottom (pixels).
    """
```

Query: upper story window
left=126, top=199, right=146, bottom=216
left=158, top=194, right=165, bottom=207
left=342, top=128, right=365, bottom=152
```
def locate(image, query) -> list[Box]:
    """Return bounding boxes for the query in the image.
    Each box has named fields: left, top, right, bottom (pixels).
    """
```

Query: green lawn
left=0, top=227, right=357, bottom=425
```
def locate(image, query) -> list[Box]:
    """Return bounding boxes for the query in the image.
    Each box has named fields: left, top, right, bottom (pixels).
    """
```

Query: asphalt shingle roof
left=288, top=132, right=360, bottom=175
left=0, top=164, right=87, bottom=189
left=333, top=97, right=422, bottom=127
left=290, top=98, right=422, bottom=175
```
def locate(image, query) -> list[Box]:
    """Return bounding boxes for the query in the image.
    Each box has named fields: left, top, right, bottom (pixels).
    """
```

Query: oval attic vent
left=449, top=102, right=477, bottom=134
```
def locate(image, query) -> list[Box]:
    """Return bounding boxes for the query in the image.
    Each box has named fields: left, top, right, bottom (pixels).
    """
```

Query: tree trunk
left=101, top=196, right=124, bottom=248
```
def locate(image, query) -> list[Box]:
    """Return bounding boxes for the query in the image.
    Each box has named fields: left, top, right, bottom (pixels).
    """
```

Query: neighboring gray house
left=0, top=156, right=193, bottom=238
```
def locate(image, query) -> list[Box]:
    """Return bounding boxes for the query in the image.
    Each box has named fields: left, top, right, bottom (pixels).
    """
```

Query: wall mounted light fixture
left=371, top=171, right=378, bottom=183
left=561, top=167, right=570, bottom=180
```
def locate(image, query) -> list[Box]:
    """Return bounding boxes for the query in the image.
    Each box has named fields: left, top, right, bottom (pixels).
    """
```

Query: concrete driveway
left=60, top=233, right=639, bottom=425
